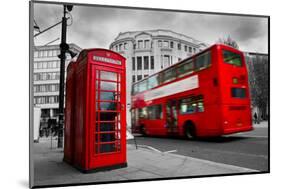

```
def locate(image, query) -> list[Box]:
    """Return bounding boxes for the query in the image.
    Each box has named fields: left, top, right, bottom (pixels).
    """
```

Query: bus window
left=147, top=104, right=162, bottom=119
left=179, top=96, right=204, bottom=114
left=139, top=79, right=148, bottom=92
left=133, top=83, right=139, bottom=95
left=223, top=50, right=242, bottom=66
left=198, top=101, right=204, bottom=112
left=180, top=101, right=196, bottom=114
left=148, top=74, right=159, bottom=89
left=194, top=51, right=211, bottom=70
left=138, top=107, right=147, bottom=119
left=177, top=60, right=194, bottom=78
left=231, top=88, right=246, bottom=98
left=162, top=67, right=177, bottom=83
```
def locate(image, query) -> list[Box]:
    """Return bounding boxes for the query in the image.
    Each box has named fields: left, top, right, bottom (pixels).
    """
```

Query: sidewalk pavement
left=253, top=121, right=268, bottom=128
left=32, top=139, right=258, bottom=187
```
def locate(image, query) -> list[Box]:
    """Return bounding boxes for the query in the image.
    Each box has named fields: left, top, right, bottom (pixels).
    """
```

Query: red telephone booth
left=64, top=61, right=77, bottom=164
left=65, top=48, right=127, bottom=173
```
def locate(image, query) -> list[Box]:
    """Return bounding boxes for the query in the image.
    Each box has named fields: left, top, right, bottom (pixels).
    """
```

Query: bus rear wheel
left=184, top=123, right=196, bottom=140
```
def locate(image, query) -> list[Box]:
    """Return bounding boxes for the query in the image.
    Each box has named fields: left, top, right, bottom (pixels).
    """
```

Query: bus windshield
left=223, top=50, right=242, bottom=67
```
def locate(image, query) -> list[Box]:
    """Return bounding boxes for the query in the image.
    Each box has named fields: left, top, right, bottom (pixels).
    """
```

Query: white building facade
left=33, top=44, right=81, bottom=120
left=109, top=29, right=207, bottom=127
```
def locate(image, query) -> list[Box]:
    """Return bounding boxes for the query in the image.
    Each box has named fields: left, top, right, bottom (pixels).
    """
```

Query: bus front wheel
left=184, top=122, right=196, bottom=140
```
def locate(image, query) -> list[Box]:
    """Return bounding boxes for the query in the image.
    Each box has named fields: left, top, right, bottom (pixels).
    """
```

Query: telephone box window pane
left=100, top=122, right=115, bottom=131
left=99, top=144, right=115, bottom=153
left=99, top=91, right=116, bottom=100
left=100, top=133, right=115, bottom=142
left=100, top=81, right=117, bottom=91
left=99, top=112, right=117, bottom=121
left=100, top=71, right=117, bottom=81
left=99, top=102, right=117, bottom=110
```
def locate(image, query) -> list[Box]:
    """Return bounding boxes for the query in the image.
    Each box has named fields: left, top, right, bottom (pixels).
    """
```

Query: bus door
left=166, top=100, right=178, bottom=134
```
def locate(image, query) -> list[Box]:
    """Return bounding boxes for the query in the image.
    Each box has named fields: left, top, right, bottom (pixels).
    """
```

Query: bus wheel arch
left=183, top=121, right=196, bottom=139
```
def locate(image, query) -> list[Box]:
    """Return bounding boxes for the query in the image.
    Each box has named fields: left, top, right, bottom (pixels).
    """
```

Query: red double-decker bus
left=131, top=44, right=253, bottom=138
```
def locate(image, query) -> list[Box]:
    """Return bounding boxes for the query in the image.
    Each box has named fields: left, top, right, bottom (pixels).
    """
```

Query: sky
left=33, top=2, right=268, bottom=53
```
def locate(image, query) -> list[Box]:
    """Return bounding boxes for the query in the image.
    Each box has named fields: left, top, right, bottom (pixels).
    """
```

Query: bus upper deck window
left=223, top=50, right=242, bottom=67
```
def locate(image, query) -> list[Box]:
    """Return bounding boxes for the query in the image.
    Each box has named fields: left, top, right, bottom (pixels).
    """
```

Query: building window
left=47, top=61, right=52, bottom=68
left=138, top=40, right=143, bottom=49
left=137, top=75, right=142, bottom=81
left=158, top=40, right=162, bottom=47
left=170, top=41, right=174, bottom=48
left=184, top=45, right=187, bottom=52
left=124, top=43, right=128, bottom=50
left=163, top=41, right=169, bottom=48
left=38, top=51, right=43, bottom=58
left=150, top=56, right=154, bottom=70
left=163, top=55, right=170, bottom=67
left=189, top=47, right=192, bottom=53
left=144, top=56, right=149, bottom=70
left=137, top=57, right=142, bottom=70
left=178, top=58, right=182, bottom=62
left=144, top=40, right=150, bottom=48
left=144, top=74, right=149, bottom=78
left=132, top=57, right=135, bottom=71
left=133, top=44, right=136, bottom=49
left=43, top=50, right=48, bottom=57
left=34, top=51, right=38, bottom=57
left=37, top=62, right=42, bottom=69
left=53, top=50, right=58, bottom=57
left=132, top=75, right=136, bottom=83
left=48, top=50, right=52, bottom=57
left=43, top=62, right=48, bottom=69
left=178, top=43, right=181, bottom=50
left=193, top=48, right=196, bottom=53
left=34, top=74, right=38, bottom=81
left=119, top=44, right=123, bottom=51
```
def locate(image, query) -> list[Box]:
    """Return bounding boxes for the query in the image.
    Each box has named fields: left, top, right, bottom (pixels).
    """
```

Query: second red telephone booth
left=65, top=48, right=127, bottom=173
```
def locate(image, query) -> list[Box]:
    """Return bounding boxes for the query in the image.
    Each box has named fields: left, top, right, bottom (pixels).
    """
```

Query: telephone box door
left=89, top=65, right=126, bottom=168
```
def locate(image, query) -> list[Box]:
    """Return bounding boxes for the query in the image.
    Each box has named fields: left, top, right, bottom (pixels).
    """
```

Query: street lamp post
left=57, top=5, right=73, bottom=148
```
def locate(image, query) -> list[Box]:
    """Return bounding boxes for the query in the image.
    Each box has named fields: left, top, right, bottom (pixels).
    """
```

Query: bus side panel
left=198, top=105, right=222, bottom=137
left=196, top=47, right=223, bottom=137
left=143, top=120, right=166, bottom=136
